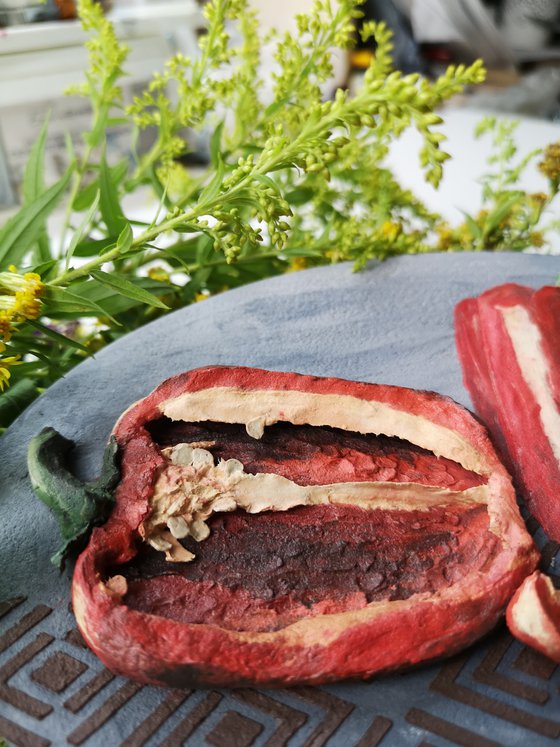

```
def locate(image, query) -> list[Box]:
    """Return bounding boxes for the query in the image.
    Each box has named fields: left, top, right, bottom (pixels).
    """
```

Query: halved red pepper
left=72, top=366, right=538, bottom=687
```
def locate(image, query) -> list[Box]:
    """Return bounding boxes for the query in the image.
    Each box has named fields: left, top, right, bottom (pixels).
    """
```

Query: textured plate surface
left=1, top=251, right=560, bottom=747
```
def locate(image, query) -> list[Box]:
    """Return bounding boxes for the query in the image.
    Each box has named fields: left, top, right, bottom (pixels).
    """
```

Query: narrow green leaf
left=99, top=152, right=126, bottom=235
left=210, top=120, right=225, bottom=168
left=196, top=235, right=214, bottom=264
left=43, top=287, right=119, bottom=323
left=73, top=160, right=128, bottom=212
left=254, top=174, right=279, bottom=193
left=32, top=259, right=58, bottom=277
left=65, top=191, right=100, bottom=270
left=462, top=213, right=482, bottom=241
left=85, top=102, right=110, bottom=148
left=280, top=245, right=323, bottom=258
left=115, top=222, right=133, bottom=254
left=22, top=116, right=50, bottom=205
left=0, top=167, right=72, bottom=268
left=484, top=193, right=523, bottom=236
left=90, top=270, right=169, bottom=309
left=70, top=277, right=173, bottom=315
left=199, top=154, right=226, bottom=204
left=285, top=187, right=314, bottom=206
left=73, top=237, right=115, bottom=258
left=64, top=131, right=76, bottom=164
left=26, top=319, right=89, bottom=352
left=0, top=378, right=38, bottom=427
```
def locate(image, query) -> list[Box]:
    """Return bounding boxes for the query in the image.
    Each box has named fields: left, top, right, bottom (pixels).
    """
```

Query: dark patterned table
left=1, top=252, right=560, bottom=747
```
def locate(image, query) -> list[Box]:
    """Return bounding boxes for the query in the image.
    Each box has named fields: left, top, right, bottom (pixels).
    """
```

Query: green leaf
left=85, top=102, right=110, bottom=149
left=27, top=428, right=119, bottom=568
left=22, top=116, right=50, bottom=205
left=285, top=187, right=314, bottom=206
left=0, top=378, right=38, bottom=428
left=0, top=167, right=72, bottom=269
left=23, top=116, right=53, bottom=270
left=116, top=222, right=133, bottom=254
left=26, top=319, right=89, bottom=353
left=90, top=270, right=169, bottom=309
left=210, top=120, right=225, bottom=168
left=73, top=159, right=128, bottom=212
left=99, top=152, right=127, bottom=235
left=196, top=235, right=214, bottom=264
left=280, top=245, right=323, bottom=257
left=72, top=236, right=115, bottom=258
left=462, top=213, right=482, bottom=241
left=70, top=277, right=173, bottom=315
left=483, top=193, right=523, bottom=236
left=65, top=191, right=100, bottom=269
left=199, top=154, right=226, bottom=204
left=32, top=259, right=58, bottom=278
left=43, top=286, right=119, bottom=323
left=254, top=174, right=279, bottom=193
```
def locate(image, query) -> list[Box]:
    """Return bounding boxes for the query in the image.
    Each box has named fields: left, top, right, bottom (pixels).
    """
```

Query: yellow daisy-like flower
left=380, top=221, right=401, bottom=242
left=0, top=267, right=45, bottom=338
left=539, top=142, right=560, bottom=183
left=147, top=266, right=171, bottom=283
left=0, top=341, right=21, bottom=392
left=0, top=310, right=12, bottom=342
left=529, top=230, right=545, bottom=248
left=289, top=257, right=308, bottom=272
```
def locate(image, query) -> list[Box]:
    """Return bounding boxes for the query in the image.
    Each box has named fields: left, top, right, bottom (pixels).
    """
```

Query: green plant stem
left=58, top=140, right=95, bottom=256
left=130, top=4, right=227, bottom=186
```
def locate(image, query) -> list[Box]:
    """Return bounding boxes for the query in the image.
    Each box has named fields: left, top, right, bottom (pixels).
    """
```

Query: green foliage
left=435, top=117, right=560, bottom=252
left=0, top=0, right=556, bottom=430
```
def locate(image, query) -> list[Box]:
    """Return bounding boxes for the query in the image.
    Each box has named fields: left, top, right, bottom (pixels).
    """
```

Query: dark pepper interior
left=119, top=419, right=493, bottom=633
left=146, top=418, right=486, bottom=489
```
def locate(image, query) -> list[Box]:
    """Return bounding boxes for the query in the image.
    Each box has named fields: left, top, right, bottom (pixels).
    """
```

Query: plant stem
left=58, top=140, right=96, bottom=257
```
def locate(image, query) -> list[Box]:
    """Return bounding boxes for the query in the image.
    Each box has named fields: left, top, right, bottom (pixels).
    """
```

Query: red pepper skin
left=455, top=284, right=560, bottom=542
left=507, top=572, right=560, bottom=663
left=72, top=366, right=538, bottom=687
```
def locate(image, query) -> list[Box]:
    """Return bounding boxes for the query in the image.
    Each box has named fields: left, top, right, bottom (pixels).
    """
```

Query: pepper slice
left=72, top=366, right=537, bottom=687
left=455, top=283, right=560, bottom=542
left=507, top=572, right=560, bottom=663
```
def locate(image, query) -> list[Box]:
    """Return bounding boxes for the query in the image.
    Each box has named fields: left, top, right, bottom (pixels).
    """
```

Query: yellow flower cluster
left=0, top=266, right=44, bottom=342
left=0, top=341, right=20, bottom=391
left=539, top=142, right=560, bottom=184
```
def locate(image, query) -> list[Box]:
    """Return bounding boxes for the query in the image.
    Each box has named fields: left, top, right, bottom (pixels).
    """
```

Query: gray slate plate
left=1, top=252, right=560, bottom=747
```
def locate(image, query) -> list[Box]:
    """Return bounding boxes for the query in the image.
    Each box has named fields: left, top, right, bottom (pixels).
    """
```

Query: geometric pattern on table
left=1, top=581, right=560, bottom=747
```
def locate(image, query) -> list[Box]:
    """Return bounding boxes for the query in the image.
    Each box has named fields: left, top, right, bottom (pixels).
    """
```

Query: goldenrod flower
left=529, top=231, right=545, bottom=248
left=380, top=221, right=401, bottom=241
left=0, top=311, right=12, bottom=342
left=0, top=267, right=44, bottom=341
left=528, top=192, right=548, bottom=207
left=0, top=341, right=20, bottom=392
left=147, top=266, right=171, bottom=283
left=289, top=257, right=308, bottom=272
left=539, top=142, right=560, bottom=184
left=435, top=222, right=453, bottom=250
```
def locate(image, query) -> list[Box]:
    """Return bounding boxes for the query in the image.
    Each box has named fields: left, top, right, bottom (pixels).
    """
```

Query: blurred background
left=2, top=0, right=560, bottom=211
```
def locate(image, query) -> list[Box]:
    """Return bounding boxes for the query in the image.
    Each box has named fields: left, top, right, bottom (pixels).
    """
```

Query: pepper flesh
left=507, top=572, right=560, bottom=663
left=72, top=366, right=538, bottom=687
left=455, top=283, right=560, bottom=542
